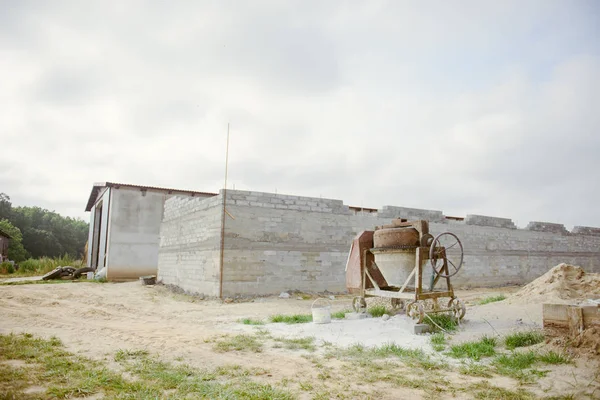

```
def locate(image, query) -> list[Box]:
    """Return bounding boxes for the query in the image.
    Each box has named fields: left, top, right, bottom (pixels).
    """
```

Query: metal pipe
left=219, top=123, right=230, bottom=299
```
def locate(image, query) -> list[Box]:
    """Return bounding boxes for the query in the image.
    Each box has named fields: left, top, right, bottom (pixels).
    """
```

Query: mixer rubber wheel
left=391, top=298, right=405, bottom=310
left=450, top=298, right=466, bottom=320
left=352, top=296, right=367, bottom=313
left=407, top=302, right=425, bottom=323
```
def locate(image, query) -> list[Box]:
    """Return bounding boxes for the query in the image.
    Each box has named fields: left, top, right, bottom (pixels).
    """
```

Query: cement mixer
left=345, top=219, right=466, bottom=323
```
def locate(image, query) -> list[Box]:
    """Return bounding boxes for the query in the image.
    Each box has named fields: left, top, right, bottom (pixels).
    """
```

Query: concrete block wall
left=157, top=195, right=223, bottom=296
left=157, top=188, right=600, bottom=297
left=222, top=190, right=382, bottom=296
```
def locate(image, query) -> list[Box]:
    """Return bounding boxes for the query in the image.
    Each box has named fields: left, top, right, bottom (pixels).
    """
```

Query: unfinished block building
left=156, top=189, right=600, bottom=298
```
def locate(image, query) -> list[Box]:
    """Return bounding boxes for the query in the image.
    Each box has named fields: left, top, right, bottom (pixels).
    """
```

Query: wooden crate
left=543, top=303, right=599, bottom=337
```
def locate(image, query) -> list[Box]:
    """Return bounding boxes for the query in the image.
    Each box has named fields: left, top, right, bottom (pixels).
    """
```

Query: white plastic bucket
left=311, top=298, right=332, bottom=324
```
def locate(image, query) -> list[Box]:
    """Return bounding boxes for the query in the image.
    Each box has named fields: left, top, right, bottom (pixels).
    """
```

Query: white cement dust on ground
left=230, top=315, right=431, bottom=350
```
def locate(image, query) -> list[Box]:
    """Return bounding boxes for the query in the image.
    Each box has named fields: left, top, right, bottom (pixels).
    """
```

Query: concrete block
left=412, top=323, right=431, bottom=335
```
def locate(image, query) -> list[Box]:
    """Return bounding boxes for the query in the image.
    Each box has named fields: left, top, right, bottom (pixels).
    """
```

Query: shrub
left=0, top=261, right=15, bottom=274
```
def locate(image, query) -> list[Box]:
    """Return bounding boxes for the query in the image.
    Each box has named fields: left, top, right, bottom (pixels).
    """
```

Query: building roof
left=85, top=182, right=218, bottom=212
left=0, top=228, right=11, bottom=239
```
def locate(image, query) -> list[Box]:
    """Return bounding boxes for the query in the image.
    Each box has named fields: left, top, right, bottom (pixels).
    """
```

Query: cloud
left=1, top=0, right=599, bottom=230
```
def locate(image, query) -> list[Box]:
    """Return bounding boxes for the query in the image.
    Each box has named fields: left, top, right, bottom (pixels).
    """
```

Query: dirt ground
left=1, top=280, right=598, bottom=399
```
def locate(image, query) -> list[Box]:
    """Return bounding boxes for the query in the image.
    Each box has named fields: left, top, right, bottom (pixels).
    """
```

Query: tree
left=0, top=219, right=28, bottom=262
left=0, top=193, right=11, bottom=221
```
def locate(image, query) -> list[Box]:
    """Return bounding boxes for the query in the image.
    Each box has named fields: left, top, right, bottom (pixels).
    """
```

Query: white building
left=85, top=182, right=216, bottom=280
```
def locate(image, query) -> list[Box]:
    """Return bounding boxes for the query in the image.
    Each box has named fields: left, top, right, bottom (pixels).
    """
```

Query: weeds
left=1, top=332, right=293, bottom=399
left=430, top=333, right=446, bottom=351
left=424, top=313, right=458, bottom=333
left=459, top=362, right=494, bottom=378
left=367, top=305, right=389, bottom=317
left=8, top=256, right=83, bottom=277
left=213, top=334, right=263, bottom=353
left=239, top=318, right=265, bottom=325
left=328, top=342, right=442, bottom=370
left=448, top=336, right=497, bottom=360
left=478, top=295, right=507, bottom=305
left=538, top=351, right=571, bottom=365
left=504, top=330, right=545, bottom=350
left=331, top=309, right=352, bottom=319
left=273, top=337, right=316, bottom=351
left=469, top=381, right=535, bottom=399
left=269, top=314, right=312, bottom=324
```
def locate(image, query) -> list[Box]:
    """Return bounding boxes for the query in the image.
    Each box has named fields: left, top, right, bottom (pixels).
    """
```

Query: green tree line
left=0, top=193, right=88, bottom=262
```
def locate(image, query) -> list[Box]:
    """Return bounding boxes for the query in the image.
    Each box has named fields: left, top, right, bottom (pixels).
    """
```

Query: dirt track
left=1, top=281, right=598, bottom=399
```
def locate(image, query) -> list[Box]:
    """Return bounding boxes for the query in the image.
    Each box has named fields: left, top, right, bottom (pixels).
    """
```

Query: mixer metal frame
left=352, top=221, right=466, bottom=323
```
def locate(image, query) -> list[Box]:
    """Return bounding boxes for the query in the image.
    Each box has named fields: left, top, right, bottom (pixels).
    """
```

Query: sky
left=1, top=0, right=599, bottom=229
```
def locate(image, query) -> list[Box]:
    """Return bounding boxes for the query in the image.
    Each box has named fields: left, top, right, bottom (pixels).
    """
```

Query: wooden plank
left=543, top=303, right=569, bottom=329
left=567, top=306, right=584, bottom=337
left=582, top=305, right=600, bottom=327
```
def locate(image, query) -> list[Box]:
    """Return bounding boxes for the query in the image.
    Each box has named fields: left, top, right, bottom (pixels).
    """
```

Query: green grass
left=239, top=318, right=265, bottom=325
left=478, top=294, right=507, bottom=305
left=328, top=342, right=443, bottom=370
left=331, top=309, right=352, bottom=319
left=459, top=362, right=494, bottom=378
left=490, top=349, right=571, bottom=383
left=273, top=337, right=316, bottom=351
left=448, top=336, right=497, bottom=360
left=3, top=255, right=83, bottom=277
left=424, top=313, right=458, bottom=333
left=504, top=330, right=545, bottom=350
left=213, top=334, right=264, bottom=353
left=430, top=333, right=447, bottom=352
left=1, top=332, right=293, bottom=399
left=492, top=351, right=548, bottom=382
left=367, top=305, right=389, bottom=317
left=469, top=381, right=535, bottom=399
left=538, top=351, right=571, bottom=365
left=269, top=314, right=313, bottom=324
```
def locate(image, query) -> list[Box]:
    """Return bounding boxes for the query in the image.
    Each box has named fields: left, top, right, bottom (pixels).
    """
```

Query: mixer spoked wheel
left=352, top=296, right=367, bottom=313
left=429, top=232, right=464, bottom=278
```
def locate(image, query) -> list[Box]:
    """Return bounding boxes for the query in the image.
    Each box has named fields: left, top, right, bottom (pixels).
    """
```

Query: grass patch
left=273, top=337, right=316, bottom=351
left=331, top=309, right=352, bottom=319
left=493, top=351, right=549, bottom=383
left=1, top=332, right=293, bottom=399
left=478, top=294, right=507, bottom=305
left=470, top=381, right=535, bottom=399
left=504, top=330, right=545, bottom=350
left=239, top=318, right=265, bottom=325
left=213, top=334, right=263, bottom=353
left=269, top=314, right=312, bottom=324
left=538, top=351, right=571, bottom=365
left=430, top=333, right=446, bottom=352
left=424, top=313, right=458, bottom=333
left=367, top=305, right=389, bottom=317
left=459, top=362, right=494, bottom=378
left=448, top=336, right=497, bottom=360
left=328, top=342, right=443, bottom=370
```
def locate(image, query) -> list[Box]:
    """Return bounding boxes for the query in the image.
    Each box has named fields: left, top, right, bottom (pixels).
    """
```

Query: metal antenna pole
left=219, top=123, right=230, bottom=299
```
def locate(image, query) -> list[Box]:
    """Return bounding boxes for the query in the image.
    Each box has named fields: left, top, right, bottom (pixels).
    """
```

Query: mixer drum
left=373, top=227, right=419, bottom=248
left=372, top=227, right=431, bottom=288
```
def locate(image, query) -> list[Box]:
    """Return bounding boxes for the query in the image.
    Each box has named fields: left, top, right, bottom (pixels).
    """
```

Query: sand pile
left=510, top=263, right=600, bottom=304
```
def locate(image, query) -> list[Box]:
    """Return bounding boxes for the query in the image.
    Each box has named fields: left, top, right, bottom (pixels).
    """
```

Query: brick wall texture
left=157, top=189, right=600, bottom=297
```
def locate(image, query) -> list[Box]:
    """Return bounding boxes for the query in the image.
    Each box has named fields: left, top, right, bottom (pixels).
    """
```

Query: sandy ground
left=0, top=280, right=598, bottom=399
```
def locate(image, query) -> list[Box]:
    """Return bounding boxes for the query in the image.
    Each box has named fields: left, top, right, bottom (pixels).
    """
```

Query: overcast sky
left=1, top=0, right=599, bottom=229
